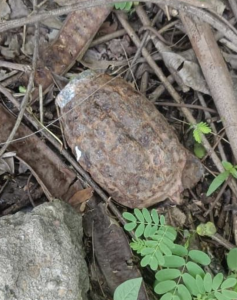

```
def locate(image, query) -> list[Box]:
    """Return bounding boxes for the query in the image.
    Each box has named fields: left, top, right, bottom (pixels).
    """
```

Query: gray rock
left=0, top=199, right=89, bottom=300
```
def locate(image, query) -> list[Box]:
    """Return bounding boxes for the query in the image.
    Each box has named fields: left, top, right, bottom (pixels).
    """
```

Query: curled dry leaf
left=0, top=0, right=10, bottom=20
left=162, top=52, right=210, bottom=95
left=68, top=187, right=94, bottom=207
left=0, top=152, right=15, bottom=175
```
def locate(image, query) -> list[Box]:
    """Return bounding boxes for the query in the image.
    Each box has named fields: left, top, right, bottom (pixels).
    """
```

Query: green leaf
left=182, top=273, right=199, bottom=296
left=188, top=250, right=211, bottom=266
left=114, top=2, right=128, bottom=9
left=196, top=222, right=217, bottom=237
left=19, top=86, right=26, bottom=93
left=140, top=255, right=151, bottom=267
left=154, top=280, right=176, bottom=294
left=160, top=243, right=172, bottom=256
left=222, top=161, right=234, bottom=172
left=144, top=224, right=153, bottom=238
left=123, top=212, right=136, bottom=222
left=214, top=291, right=229, bottom=300
left=203, top=273, right=212, bottom=293
left=151, top=209, right=159, bottom=225
left=221, top=278, right=237, bottom=289
left=142, top=208, right=152, bottom=223
left=124, top=1, right=133, bottom=10
left=172, top=244, right=188, bottom=257
left=194, top=143, right=206, bottom=158
left=196, top=275, right=205, bottom=294
left=222, top=290, right=237, bottom=299
left=140, top=247, right=154, bottom=255
left=227, top=248, right=237, bottom=271
left=150, top=256, right=159, bottom=271
left=197, top=122, right=211, bottom=134
left=186, top=261, right=205, bottom=277
left=155, top=269, right=181, bottom=281
left=193, top=128, right=202, bottom=143
left=154, top=249, right=165, bottom=266
left=212, top=273, right=224, bottom=290
left=114, top=277, right=142, bottom=300
left=124, top=222, right=137, bottom=231
left=135, top=223, right=145, bottom=238
left=134, top=208, right=144, bottom=222
left=177, top=284, right=192, bottom=300
left=160, top=215, right=166, bottom=225
left=160, top=293, right=174, bottom=300
left=163, top=255, right=185, bottom=268
left=206, top=171, right=229, bottom=196
left=230, top=167, right=237, bottom=178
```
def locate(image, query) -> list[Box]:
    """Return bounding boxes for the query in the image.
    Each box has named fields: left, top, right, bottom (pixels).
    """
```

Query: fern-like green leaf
left=197, top=122, right=212, bottom=134
left=193, top=128, right=202, bottom=143
left=192, top=122, right=211, bottom=143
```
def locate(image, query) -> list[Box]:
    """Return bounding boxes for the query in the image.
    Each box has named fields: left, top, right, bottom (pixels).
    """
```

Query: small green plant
left=117, top=208, right=237, bottom=300
left=18, top=85, right=26, bottom=93
left=114, top=1, right=138, bottom=11
left=191, top=122, right=212, bottom=143
left=194, top=143, right=206, bottom=159
left=206, top=161, right=237, bottom=196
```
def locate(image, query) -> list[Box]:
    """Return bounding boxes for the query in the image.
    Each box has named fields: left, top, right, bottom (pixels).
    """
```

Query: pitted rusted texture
left=56, top=73, right=203, bottom=208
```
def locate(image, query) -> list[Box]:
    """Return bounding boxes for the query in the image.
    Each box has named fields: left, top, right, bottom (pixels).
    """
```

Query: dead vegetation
left=1, top=1, right=237, bottom=299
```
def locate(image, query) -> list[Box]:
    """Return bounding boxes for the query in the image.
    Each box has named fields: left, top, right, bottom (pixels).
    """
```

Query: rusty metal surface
left=56, top=72, right=203, bottom=208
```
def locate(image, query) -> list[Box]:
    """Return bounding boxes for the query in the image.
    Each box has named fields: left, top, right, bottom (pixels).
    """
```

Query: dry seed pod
left=56, top=71, right=203, bottom=208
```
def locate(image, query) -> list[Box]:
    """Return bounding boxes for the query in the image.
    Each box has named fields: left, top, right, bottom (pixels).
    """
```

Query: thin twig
left=204, top=177, right=230, bottom=217
left=0, top=18, right=39, bottom=158
left=155, top=101, right=217, bottom=114
left=0, top=60, right=31, bottom=72
left=0, top=0, right=236, bottom=44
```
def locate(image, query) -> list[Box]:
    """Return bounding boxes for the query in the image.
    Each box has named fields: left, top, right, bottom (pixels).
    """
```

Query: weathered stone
left=56, top=71, right=203, bottom=208
left=0, top=200, right=89, bottom=300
